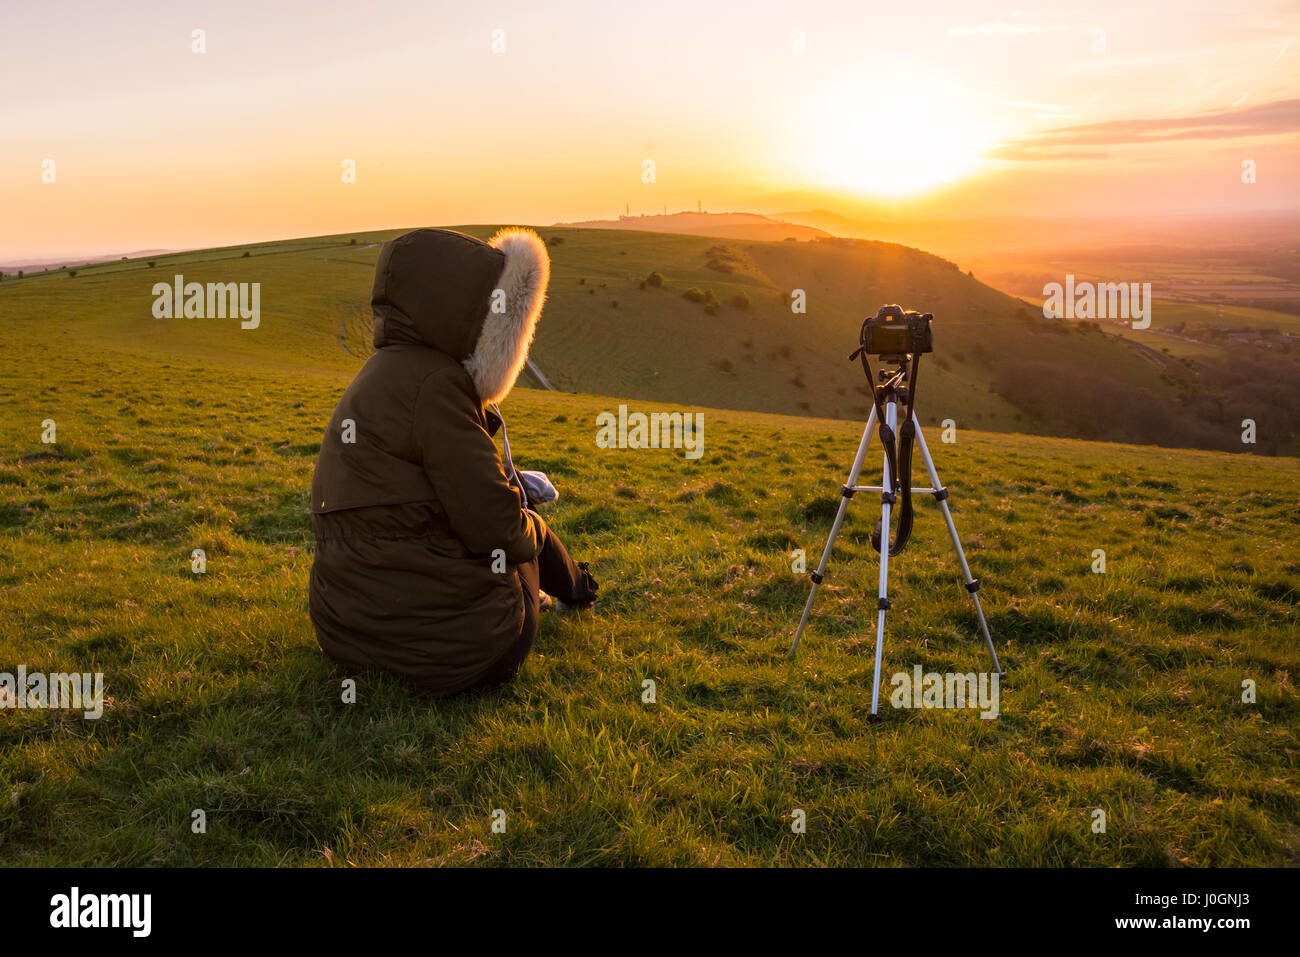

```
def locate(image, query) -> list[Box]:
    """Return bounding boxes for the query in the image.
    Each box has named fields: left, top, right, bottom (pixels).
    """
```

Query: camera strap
left=852, top=349, right=920, bottom=557
left=851, top=333, right=900, bottom=499
left=889, top=352, right=921, bottom=557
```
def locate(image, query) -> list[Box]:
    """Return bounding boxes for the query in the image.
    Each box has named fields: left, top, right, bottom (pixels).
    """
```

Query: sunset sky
left=2, top=0, right=1297, bottom=260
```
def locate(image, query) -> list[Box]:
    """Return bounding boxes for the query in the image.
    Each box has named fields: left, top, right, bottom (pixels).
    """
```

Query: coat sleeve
left=413, top=367, right=543, bottom=564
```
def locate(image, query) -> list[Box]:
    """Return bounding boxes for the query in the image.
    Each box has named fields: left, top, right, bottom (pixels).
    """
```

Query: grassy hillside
left=2, top=226, right=1288, bottom=453
left=0, top=283, right=1297, bottom=865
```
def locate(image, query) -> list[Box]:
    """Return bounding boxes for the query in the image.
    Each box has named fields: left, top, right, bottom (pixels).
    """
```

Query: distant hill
left=554, top=212, right=828, bottom=243
left=2, top=225, right=1295, bottom=453
left=775, top=209, right=1300, bottom=312
left=0, top=249, right=176, bottom=275
left=775, top=209, right=1300, bottom=259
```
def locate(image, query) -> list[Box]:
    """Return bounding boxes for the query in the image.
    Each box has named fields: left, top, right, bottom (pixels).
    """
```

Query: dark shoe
left=558, top=562, right=599, bottom=612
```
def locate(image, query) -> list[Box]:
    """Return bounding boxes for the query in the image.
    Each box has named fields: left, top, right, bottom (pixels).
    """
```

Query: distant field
left=970, top=256, right=1300, bottom=321
left=0, top=262, right=1297, bottom=865
left=1105, top=300, right=1300, bottom=361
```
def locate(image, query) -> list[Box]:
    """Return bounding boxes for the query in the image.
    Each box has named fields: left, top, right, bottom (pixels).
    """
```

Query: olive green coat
left=309, top=227, right=550, bottom=693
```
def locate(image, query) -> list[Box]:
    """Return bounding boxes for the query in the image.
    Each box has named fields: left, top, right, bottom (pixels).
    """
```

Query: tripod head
left=875, top=357, right=911, bottom=401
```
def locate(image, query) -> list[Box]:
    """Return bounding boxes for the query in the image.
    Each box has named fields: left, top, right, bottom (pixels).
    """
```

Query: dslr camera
left=860, top=304, right=933, bottom=357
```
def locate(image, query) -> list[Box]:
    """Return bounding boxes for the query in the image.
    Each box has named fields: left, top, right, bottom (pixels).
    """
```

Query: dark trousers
left=469, top=519, right=589, bottom=690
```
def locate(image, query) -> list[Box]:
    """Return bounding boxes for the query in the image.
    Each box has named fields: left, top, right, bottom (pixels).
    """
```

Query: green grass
left=0, top=231, right=1297, bottom=866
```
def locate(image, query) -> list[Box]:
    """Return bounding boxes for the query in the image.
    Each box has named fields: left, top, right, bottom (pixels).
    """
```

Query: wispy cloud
left=997, top=97, right=1300, bottom=159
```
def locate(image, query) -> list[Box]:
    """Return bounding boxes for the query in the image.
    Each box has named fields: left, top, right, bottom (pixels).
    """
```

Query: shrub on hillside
left=705, top=245, right=739, bottom=274
left=646, top=271, right=665, bottom=288
left=732, top=292, right=750, bottom=310
left=683, top=287, right=722, bottom=314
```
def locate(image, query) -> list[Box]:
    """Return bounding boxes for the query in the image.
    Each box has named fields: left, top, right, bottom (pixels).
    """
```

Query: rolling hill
left=1, top=225, right=1294, bottom=454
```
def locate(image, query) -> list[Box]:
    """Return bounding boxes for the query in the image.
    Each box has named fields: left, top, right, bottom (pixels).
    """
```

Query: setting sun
left=802, top=61, right=994, bottom=198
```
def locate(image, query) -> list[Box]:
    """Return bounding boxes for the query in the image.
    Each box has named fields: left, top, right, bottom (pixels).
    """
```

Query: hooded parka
left=309, top=227, right=551, bottom=693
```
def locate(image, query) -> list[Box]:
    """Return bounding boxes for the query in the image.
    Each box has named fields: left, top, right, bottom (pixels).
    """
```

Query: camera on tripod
left=859, top=304, right=933, bottom=358
left=790, top=301, right=1003, bottom=720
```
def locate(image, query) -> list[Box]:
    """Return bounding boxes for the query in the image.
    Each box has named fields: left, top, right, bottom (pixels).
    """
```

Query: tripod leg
left=868, top=398, right=897, bottom=720
left=913, top=424, right=1003, bottom=675
left=789, top=406, right=878, bottom=656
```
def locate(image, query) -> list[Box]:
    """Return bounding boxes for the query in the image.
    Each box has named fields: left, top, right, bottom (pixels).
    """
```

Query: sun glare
left=804, top=62, right=991, bottom=199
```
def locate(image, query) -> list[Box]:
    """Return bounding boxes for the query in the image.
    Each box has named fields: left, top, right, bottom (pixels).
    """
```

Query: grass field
left=0, top=232, right=1297, bottom=866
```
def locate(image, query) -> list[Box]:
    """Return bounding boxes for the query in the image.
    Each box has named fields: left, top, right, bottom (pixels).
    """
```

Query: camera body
left=861, top=304, right=933, bottom=357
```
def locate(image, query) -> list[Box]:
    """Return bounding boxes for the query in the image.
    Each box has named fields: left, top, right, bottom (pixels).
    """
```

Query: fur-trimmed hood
left=370, top=226, right=549, bottom=404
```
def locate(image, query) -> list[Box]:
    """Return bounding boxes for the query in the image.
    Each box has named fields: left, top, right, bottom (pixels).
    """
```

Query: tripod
left=789, top=363, right=1003, bottom=721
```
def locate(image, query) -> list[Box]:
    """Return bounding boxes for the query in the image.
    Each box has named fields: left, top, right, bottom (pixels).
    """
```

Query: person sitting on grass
left=309, top=227, right=598, bottom=694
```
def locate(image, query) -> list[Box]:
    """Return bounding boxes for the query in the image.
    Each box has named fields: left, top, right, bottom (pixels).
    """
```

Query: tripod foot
left=867, top=712, right=882, bottom=724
